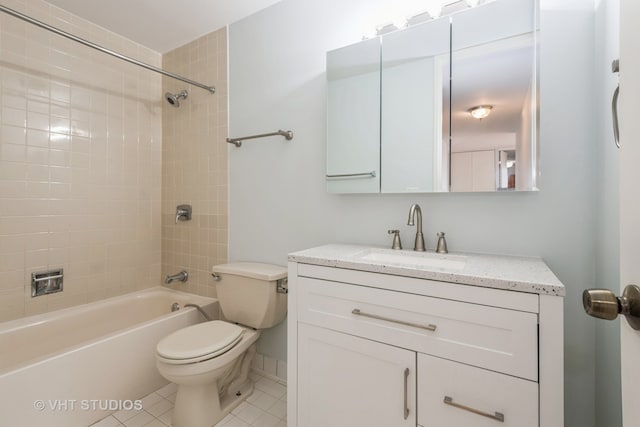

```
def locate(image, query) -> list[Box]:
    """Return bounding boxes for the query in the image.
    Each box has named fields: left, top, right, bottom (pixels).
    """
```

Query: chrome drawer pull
left=351, top=308, right=437, bottom=332
left=403, top=368, right=410, bottom=420
left=443, top=396, right=505, bottom=423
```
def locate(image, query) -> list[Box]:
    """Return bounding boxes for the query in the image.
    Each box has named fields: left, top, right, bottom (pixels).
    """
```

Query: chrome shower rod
left=0, top=4, right=216, bottom=94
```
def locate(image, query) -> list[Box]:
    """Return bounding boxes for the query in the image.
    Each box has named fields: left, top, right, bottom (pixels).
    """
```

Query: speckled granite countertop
left=288, top=244, right=565, bottom=297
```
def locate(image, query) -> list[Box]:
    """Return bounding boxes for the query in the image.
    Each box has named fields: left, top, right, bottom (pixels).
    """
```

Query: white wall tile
left=263, top=355, right=277, bottom=377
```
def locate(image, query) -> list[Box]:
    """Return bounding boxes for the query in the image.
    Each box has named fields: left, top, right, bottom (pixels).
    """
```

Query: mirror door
left=326, top=38, right=381, bottom=193
left=381, top=18, right=450, bottom=193
left=450, top=0, right=538, bottom=192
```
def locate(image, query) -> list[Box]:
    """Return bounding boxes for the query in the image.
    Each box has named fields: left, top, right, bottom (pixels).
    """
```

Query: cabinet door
left=298, top=323, right=416, bottom=427
left=381, top=17, right=450, bottom=193
left=326, top=38, right=381, bottom=193
left=418, top=354, right=538, bottom=427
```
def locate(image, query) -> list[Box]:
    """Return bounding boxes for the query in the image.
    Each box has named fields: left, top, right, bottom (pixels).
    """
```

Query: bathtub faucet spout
left=165, top=271, right=188, bottom=284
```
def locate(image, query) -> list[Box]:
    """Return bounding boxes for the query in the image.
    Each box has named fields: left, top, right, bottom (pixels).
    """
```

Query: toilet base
left=220, top=379, right=255, bottom=420
left=157, top=327, right=261, bottom=427
left=171, top=379, right=254, bottom=427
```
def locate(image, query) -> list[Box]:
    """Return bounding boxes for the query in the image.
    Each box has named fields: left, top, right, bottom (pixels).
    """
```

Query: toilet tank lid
left=213, top=262, right=287, bottom=281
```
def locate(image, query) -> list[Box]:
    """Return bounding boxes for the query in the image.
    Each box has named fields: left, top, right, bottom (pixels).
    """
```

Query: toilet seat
left=157, top=320, right=244, bottom=364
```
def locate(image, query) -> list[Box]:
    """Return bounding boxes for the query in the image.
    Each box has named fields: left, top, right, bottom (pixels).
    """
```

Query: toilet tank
left=213, top=262, right=288, bottom=329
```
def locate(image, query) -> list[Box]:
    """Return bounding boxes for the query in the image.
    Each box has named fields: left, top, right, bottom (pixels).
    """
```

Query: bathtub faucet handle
left=175, top=204, right=192, bottom=224
left=165, top=271, right=189, bottom=284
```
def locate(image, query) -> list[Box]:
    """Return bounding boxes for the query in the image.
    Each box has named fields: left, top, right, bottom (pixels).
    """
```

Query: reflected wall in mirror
left=325, top=0, right=538, bottom=194
left=381, top=17, right=450, bottom=193
left=326, top=38, right=380, bottom=193
left=450, top=0, right=538, bottom=192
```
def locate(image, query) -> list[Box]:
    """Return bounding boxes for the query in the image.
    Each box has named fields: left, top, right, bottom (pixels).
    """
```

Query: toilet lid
left=157, top=320, right=244, bottom=361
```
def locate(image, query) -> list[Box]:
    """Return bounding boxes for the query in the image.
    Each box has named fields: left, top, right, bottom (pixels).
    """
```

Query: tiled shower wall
left=0, top=0, right=163, bottom=322
left=161, top=28, right=228, bottom=298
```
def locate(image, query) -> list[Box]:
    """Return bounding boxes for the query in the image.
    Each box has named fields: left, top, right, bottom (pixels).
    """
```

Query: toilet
left=156, top=262, right=288, bottom=427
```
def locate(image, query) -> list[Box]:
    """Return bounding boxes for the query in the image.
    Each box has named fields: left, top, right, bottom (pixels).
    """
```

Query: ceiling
left=45, top=0, right=283, bottom=53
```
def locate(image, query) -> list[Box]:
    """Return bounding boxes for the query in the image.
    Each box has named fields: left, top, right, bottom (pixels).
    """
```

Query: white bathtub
left=0, top=287, right=218, bottom=427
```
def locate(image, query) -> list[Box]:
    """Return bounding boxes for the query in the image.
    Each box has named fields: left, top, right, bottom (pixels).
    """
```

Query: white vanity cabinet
left=287, top=245, right=564, bottom=427
left=298, top=323, right=416, bottom=426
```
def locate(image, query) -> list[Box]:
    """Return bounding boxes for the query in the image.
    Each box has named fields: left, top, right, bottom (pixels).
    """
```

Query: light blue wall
left=594, top=0, right=621, bottom=425
left=229, top=1, right=598, bottom=426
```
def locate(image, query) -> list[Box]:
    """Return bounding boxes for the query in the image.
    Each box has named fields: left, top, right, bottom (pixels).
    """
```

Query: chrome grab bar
left=32, top=274, right=63, bottom=282
left=443, top=396, right=505, bottom=422
left=226, top=130, right=293, bottom=147
left=351, top=308, right=437, bottom=332
left=0, top=4, right=216, bottom=94
left=326, top=171, right=376, bottom=179
left=612, top=59, right=620, bottom=149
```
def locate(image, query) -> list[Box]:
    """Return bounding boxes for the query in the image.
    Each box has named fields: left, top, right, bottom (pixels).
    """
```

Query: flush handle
left=583, top=284, right=640, bottom=330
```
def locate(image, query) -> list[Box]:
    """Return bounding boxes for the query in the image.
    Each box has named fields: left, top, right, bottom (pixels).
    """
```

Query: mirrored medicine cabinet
left=326, top=0, right=539, bottom=194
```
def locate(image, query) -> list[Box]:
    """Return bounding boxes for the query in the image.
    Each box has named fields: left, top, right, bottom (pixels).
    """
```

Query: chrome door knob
left=583, top=284, right=640, bottom=330
left=583, top=289, right=620, bottom=320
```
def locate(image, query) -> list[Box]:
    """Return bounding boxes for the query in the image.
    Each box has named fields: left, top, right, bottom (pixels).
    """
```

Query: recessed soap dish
left=31, top=268, right=64, bottom=297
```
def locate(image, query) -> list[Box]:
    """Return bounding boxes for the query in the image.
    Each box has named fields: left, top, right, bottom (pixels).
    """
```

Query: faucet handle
left=436, top=232, right=448, bottom=254
left=175, top=204, right=192, bottom=224
left=388, top=230, right=402, bottom=250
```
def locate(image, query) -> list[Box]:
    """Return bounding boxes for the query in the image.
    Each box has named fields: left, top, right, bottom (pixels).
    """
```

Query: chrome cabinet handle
left=612, top=59, right=620, bottom=149
left=403, top=368, right=410, bottom=420
left=612, top=85, right=620, bottom=149
left=443, top=396, right=504, bottom=423
left=351, top=308, right=437, bottom=331
left=326, top=171, right=376, bottom=179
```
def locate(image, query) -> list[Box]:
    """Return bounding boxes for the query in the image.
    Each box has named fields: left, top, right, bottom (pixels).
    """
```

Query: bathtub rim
left=0, top=286, right=218, bottom=377
left=0, top=286, right=215, bottom=332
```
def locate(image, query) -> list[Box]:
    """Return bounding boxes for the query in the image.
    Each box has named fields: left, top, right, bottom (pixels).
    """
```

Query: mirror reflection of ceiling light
left=469, top=105, right=493, bottom=119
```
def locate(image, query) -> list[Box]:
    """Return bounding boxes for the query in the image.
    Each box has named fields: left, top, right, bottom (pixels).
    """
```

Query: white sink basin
left=351, top=248, right=467, bottom=271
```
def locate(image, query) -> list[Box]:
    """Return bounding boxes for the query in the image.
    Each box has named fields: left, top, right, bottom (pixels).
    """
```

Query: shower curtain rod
left=0, top=4, right=216, bottom=94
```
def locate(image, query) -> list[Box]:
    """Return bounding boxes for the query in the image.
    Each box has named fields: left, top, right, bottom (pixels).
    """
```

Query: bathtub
left=0, top=286, right=218, bottom=427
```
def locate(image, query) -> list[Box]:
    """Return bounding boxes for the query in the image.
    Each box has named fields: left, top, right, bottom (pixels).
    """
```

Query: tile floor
left=90, top=371, right=287, bottom=427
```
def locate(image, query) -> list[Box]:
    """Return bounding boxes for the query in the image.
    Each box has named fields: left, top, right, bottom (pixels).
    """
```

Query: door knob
left=583, top=284, right=640, bottom=330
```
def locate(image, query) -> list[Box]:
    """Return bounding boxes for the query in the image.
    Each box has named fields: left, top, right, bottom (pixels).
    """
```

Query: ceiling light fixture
left=375, top=23, right=400, bottom=36
left=469, top=105, right=493, bottom=119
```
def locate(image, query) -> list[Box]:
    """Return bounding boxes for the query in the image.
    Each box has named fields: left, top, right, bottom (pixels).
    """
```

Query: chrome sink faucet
left=407, top=204, right=425, bottom=251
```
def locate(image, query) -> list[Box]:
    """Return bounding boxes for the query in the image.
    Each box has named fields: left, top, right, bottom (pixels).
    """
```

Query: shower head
left=165, top=90, right=188, bottom=108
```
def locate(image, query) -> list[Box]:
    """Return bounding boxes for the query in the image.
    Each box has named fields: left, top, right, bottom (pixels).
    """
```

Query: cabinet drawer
left=298, top=277, right=538, bottom=380
left=417, top=354, right=538, bottom=427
